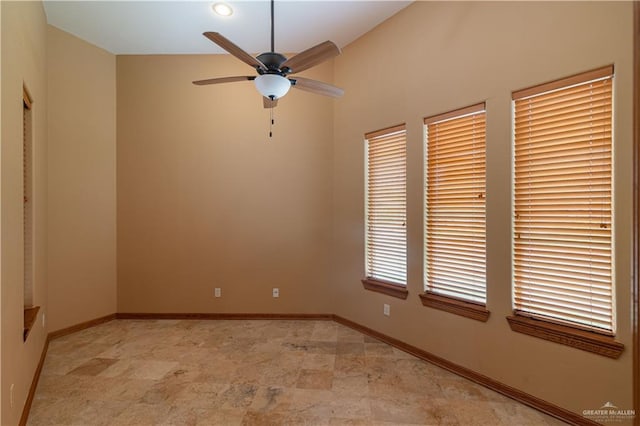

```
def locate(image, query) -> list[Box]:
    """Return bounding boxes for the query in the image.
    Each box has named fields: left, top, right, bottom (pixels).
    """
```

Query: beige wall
left=1, top=1, right=3, bottom=419
left=331, top=1, right=633, bottom=419
left=0, top=0, right=3, bottom=419
left=1, top=1, right=636, bottom=423
left=1, top=1, right=48, bottom=424
left=47, top=25, right=117, bottom=332
left=116, top=55, right=334, bottom=314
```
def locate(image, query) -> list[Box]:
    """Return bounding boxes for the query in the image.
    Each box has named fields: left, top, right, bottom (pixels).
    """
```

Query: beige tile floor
left=27, top=319, right=565, bottom=425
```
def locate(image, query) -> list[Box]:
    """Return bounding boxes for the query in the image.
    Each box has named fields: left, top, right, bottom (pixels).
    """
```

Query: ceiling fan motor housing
left=256, top=52, right=289, bottom=74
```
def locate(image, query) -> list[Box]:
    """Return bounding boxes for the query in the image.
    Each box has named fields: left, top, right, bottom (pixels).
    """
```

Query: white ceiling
left=43, top=1, right=412, bottom=55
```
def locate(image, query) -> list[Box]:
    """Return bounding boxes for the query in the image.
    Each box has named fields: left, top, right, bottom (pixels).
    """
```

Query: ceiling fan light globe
left=254, top=74, right=291, bottom=100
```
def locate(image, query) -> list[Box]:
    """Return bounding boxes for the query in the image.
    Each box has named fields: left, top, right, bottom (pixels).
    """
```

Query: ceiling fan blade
left=192, top=76, right=255, bottom=86
left=280, top=41, right=340, bottom=74
left=203, top=32, right=267, bottom=71
left=263, top=97, right=278, bottom=109
left=291, top=77, right=344, bottom=98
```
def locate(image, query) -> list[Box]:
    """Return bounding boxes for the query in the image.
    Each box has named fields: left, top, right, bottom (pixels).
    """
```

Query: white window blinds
left=424, top=104, right=487, bottom=304
left=365, top=125, right=407, bottom=286
left=513, top=66, right=614, bottom=333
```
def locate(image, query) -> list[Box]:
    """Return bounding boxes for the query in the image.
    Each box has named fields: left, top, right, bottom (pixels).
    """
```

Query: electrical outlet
left=214, top=288, right=221, bottom=298
left=383, top=304, right=390, bottom=316
left=10, top=384, right=14, bottom=408
left=272, top=288, right=279, bottom=298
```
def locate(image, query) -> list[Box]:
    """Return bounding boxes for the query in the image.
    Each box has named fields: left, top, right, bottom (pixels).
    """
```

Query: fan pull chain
left=269, top=104, right=274, bottom=138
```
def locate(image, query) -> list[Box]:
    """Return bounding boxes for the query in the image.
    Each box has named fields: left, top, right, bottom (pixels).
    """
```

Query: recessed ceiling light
left=212, top=2, right=233, bottom=17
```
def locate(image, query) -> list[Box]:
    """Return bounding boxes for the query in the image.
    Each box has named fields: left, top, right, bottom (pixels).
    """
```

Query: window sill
left=24, top=306, right=40, bottom=342
left=362, top=278, right=408, bottom=299
left=506, top=314, right=624, bottom=359
left=419, top=292, right=490, bottom=322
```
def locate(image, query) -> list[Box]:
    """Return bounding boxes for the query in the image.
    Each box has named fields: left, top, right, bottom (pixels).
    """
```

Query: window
left=421, top=104, right=489, bottom=321
left=24, top=89, right=33, bottom=309
left=362, top=124, right=408, bottom=299
left=508, top=66, right=623, bottom=358
left=23, top=86, right=39, bottom=342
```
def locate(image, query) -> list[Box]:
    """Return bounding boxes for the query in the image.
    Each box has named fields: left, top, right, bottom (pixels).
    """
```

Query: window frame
left=362, top=124, right=408, bottom=299
left=508, top=65, right=623, bottom=358
left=420, top=103, right=490, bottom=322
left=23, top=85, right=40, bottom=342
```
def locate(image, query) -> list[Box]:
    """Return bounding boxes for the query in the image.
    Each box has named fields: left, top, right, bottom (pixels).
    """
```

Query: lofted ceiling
left=42, top=1, right=412, bottom=55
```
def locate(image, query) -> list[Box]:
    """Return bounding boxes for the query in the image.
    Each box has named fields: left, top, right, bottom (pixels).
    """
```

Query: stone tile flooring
left=27, top=319, right=565, bottom=425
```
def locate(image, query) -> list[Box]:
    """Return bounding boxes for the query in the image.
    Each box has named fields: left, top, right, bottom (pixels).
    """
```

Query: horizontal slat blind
left=23, top=97, right=34, bottom=307
left=425, top=104, right=486, bottom=304
left=365, top=125, right=407, bottom=285
left=513, top=68, right=614, bottom=333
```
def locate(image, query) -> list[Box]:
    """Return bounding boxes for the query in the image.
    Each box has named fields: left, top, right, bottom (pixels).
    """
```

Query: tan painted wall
left=47, top=26, right=117, bottom=332
left=0, top=0, right=3, bottom=419
left=116, top=55, right=334, bottom=314
left=2, top=1, right=635, bottom=423
left=1, top=1, right=48, bottom=424
left=331, top=1, right=634, bottom=419
left=1, top=1, right=3, bottom=420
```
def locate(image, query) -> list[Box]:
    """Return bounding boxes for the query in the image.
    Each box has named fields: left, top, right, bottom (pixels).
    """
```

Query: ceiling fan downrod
left=270, top=0, right=275, bottom=53
left=255, top=0, right=287, bottom=75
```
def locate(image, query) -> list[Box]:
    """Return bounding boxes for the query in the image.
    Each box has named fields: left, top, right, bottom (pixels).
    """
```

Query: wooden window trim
left=507, top=313, right=623, bottom=359
left=23, top=86, right=33, bottom=110
left=420, top=292, right=490, bottom=322
left=364, top=124, right=407, bottom=287
left=23, top=306, right=40, bottom=342
left=424, top=102, right=485, bottom=125
left=512, top=65, right=613, bottom=100
left=23, top=84, right=37, bottom=343
left=512, top=67, right=614, bottom=334
left=362, top=278, right=408, bottom=299
left=424, top=104, right=487, bottom=306
left=365, top=123, right=406, bottom=140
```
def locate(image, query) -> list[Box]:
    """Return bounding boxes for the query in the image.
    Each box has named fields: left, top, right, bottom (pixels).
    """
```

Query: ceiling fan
left=193, top=0, right=344, bottom=109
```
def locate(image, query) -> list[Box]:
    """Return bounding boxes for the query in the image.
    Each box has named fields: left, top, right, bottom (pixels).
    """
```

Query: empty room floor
left=27, top=319, right=564, bottom=425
